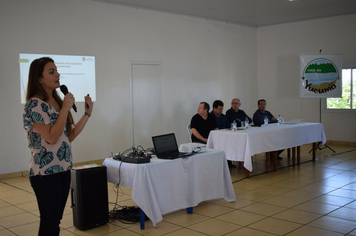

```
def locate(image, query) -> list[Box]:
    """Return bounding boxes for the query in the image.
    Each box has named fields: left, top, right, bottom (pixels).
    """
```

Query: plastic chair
left=187, top=124, right=192, bottom=142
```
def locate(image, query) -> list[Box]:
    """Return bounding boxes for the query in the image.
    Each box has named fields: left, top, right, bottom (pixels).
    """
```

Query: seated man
left=253, top=99, right=283, bottom=159
left=190, top=102, right=217, bottom=144
left=211, top=100, right=235, bottom=168
left=226, top=98, right=252, bottom=127
left=252, top=99, right=278, bottom=126
left=211, top=100, right=230, bottom=129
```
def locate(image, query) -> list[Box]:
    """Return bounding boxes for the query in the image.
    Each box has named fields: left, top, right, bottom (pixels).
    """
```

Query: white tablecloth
left=207, top=122, right=326, bottom=172
left=103, top=149, right=236, bottom=227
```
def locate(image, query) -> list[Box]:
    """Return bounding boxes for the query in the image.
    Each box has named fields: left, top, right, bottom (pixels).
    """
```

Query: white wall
left=257, top=14, right=356, bottom=142
left=0, top=0, right=257, bottom=174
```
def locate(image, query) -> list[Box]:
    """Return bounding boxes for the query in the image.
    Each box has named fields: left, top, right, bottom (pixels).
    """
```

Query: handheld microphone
left=60, top=85, right=77, bottom=112
left=86, top=94, right=89, bottom=109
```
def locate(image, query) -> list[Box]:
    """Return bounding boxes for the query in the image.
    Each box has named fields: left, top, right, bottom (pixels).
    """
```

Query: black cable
left=109, top=145, right=149, bottom=224
left=121, top=147, right=134, bottom=156
left=136, top=145, right=146, bottom=152
left=109, top=206, right=140, bottom=224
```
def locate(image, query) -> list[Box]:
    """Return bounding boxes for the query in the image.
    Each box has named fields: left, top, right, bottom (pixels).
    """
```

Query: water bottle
left=245, top=117, right=249, bottom=129
left=264, top=116, right=268, bottom=126
left=232, top=120, right=237, bottom=131
left=278, top=115, right=281, bottom=125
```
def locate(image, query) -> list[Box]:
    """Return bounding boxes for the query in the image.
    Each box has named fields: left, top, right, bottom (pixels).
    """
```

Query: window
left=327, top=68, right=356, bottom=109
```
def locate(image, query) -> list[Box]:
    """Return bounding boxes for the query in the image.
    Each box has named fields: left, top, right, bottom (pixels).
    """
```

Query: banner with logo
left=300, top=54, right=342, bottom=98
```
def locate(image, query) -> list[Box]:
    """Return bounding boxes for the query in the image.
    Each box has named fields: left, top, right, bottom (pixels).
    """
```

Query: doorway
left=131, top=62, right=162, bottom=148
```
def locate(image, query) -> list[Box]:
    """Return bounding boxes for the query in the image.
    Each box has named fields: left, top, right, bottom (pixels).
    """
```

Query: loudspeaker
left=71, top=165, right=109, bottom=230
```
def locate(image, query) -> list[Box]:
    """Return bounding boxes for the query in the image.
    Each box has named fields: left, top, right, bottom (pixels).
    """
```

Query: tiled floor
left=1, top=144, right=356, bottom=235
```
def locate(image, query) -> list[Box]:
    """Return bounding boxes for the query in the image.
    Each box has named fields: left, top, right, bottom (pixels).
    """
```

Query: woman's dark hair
left=26, top=57, right=74, bottom=138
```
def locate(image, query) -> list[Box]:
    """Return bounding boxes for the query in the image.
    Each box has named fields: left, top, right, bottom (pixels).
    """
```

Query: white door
left=131, top=63, right=162, bottom=149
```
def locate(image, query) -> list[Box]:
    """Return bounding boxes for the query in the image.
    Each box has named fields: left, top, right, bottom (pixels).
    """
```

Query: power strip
left=121, top=156, right=150, bottom=164
left=114, top=154, right=150, bottom=164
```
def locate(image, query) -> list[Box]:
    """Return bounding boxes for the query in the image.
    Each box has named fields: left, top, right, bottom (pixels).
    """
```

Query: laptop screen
left=152, top=133, right=179, bottom=156
left=285, top=118, right=303, bottom=124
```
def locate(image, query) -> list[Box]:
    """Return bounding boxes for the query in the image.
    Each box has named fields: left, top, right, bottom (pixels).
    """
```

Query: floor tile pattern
left=0, top=144, right=356, bottom=235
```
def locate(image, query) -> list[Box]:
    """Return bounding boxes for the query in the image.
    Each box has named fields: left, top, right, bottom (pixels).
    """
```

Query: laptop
left=152, top=133, right=193, bottom=159
left=285, top=118, right=303, bottom=124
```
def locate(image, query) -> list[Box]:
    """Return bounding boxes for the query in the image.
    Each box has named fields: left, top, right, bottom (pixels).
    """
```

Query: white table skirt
left=103, top=149, right=236, bottom=227
left=207, top=122, right=326, bottom=172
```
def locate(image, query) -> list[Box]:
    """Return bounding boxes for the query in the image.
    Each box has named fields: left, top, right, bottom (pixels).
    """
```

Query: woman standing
left=23, top=57, right=93, bottom=235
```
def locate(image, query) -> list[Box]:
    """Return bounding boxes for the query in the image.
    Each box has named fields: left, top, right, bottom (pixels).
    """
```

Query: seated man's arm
left=267, top=112, right=277, bottom=123
left=226, top=110, right=234, bottom=123
left=191, top=128, right=208, bottom=143
left=242, top=111, right=252, bottom=124
left=241, top=110, right=252, bottom=124
left=253, top=112, right=263, bottom=126
left=223, top=115, right=230, bottom=129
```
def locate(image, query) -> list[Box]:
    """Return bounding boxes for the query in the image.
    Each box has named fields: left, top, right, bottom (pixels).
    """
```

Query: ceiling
left=91, top=0, right=356, bottom=27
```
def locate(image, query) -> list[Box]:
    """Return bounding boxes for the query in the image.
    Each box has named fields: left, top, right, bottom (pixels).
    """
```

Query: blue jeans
left=30, top=170, right=71, bottom=236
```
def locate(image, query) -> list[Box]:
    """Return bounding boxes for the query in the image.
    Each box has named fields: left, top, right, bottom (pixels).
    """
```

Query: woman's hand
left=62, top=93, right=75, bottom=111
left=84, top=95, right=93, bottom=115
left=68, top=95, right=93, bottom=142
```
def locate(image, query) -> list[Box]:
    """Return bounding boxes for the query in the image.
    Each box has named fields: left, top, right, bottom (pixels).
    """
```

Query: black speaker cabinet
left=71, top=165, right=109, bottom=230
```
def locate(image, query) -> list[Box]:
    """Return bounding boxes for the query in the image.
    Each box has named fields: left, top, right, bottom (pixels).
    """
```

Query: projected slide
left=19, top=53, right=96, bottom=104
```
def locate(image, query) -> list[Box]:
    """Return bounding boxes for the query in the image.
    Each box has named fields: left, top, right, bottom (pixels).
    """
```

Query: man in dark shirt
left=190, top=102, right=217, bottom=144
left=226, top=98, right=252, bottom=127
left=253, top=99, right=283, bottom=159
left=252, top=99, right=278, bottom=126
left=210, top=100, right=236, bottom=168
left=211, top=100, right=230, bottom=129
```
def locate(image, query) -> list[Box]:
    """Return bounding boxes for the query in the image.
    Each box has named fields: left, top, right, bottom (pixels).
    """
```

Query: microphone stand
left=309, top=98, right=335, bottom=154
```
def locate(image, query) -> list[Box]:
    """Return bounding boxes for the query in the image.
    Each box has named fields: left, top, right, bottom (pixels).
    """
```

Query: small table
left=103, top=149, right=236, bottom=228
left=207, top=122, right=327, bottom=175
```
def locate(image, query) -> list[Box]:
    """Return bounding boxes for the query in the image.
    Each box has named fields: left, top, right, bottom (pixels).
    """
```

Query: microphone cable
left=109, top=145, right=149, bottom=224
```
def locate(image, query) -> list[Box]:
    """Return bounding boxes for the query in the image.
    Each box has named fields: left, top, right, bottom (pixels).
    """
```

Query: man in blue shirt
left=211, top=100, right=236, bottom=168
left=211, top=100, right=230, bottom=129
left=226, top=98, right=252, bottom=127
left=253, top=99, right=278, bottom=126
left=253, top=99, right=283, bottom=159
